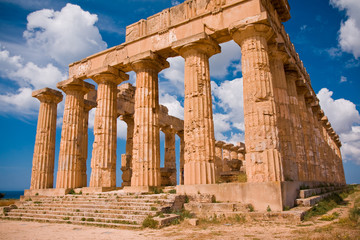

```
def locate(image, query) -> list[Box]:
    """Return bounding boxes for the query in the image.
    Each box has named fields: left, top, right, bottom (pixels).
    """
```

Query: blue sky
left=0, top=0, right=359, bottom=191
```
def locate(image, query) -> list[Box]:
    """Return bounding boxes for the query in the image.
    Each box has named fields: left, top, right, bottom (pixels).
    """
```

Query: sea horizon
left=0, top=190, right=24, bottom=199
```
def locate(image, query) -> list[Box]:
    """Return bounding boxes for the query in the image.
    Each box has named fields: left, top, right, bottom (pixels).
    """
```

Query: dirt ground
left=1, top=191, right=359, bottom=240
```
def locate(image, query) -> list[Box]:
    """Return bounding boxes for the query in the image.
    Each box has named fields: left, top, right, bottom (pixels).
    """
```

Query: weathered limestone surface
left=163, top=127, right=177, bottom=186
left=90, top=68, right=129, bottom=188
left=269, top=44, right=298, bottom=181
left=178, top=131, right=185, bottom=185
left=120, top=114, right=134, bottom=187
left=31, top=88, right=63, bottom=189
left=231, top=23, right=283, bottom=183
left=215, top=141, right=225, bottom=181
left=130, top=52, right=169, bottom=187
left=173, top=34, right=219, bottom=185
left=56, top=78, right=94, bottom=189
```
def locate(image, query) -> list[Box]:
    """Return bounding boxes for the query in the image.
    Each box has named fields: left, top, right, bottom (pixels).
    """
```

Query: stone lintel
left=32, top=88, right=63, bottom=103
left=215, top=141, right=226, bottom=147
left=223, top=143, right=234, bottom=150
left=172, top=32, right=221, bottom=58
left=268, top=42, right=289, bottom=62
left=89, top=65, right=129, bottom=85
left=130, top=50, right=169, bottom=72
left=57, top=77, right=95, bottom=94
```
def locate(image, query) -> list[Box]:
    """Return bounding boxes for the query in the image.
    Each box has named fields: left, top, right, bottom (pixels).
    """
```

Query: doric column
left=178, top=131, right=185, bottom=185
left=305, top=97, right=318, bottom=182
left=285, top=70, right=308, bottom=181
left=214, top=141, right=225, bottom=182
left=56, top=78, right=94, bottom=189
left=311, top=105, right=326, bottom=182
left=120, top=114, right=134, bottom=187
left=231, top=23, right=284, bottom=182
left=89, top=67, right=129, bottom=188
left=297, top=86, right=314, bottom=181
left=31, top=88, right=63, bottom=189
left=130, top=52, right=169, bottom=187
left=173, top=34, right=220, bottom=185
left=80, top=99, right=96, bottom=187
left=222, top=144, right=232, bottom=172
left=269, top=44, right=298, bottom=182
left=163, top=127, right=177, bottom=186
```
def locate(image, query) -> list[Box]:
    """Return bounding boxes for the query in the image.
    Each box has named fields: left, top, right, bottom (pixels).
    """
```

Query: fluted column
left=31, top=88, right=63, bottom=189
left=163, top=127, right=177, bottom=185
left=131, top=54, right=169, bottom=187
left=269, top=45, right=298, bottom=181
left=80, top=99, right=96, bottom=187
left=120, top=114, right=134, bottom=187
left=178, top=131, right=185, bottom=185
left=90, top=69, right=128, bottom=188
left=285, top=70, right=308, bottom=181
left=173, top=35, right=220, bottom=185
left=215, top=141, right=225, bottom=182
left=297, top=87, right=314, bottom=181
left=231, top=23, right=284, bottom=182
left=56, top=78, right=94, bottom=189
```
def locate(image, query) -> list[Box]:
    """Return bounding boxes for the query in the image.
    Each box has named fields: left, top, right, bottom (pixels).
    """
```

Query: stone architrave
left=120, top=114, right=134, bottom=187
left=269, top=44, right=298, bottom=182
left=163, top=126, right=177, bottom=186
left=173, top=33, right=220, bottom=185
left=31, top=88, right=63, bottom=189
left=80, top=99, right=96, bottom=187
left=56, top=78, right=95, bottom=189
left=90, top=67, right=129, bottom=188
left=130, top=52, right=169, bottom=187
left=231, top=23, right=284, bottom=182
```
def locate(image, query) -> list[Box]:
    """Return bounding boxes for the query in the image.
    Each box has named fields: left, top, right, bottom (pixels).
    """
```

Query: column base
left=81, top=187, right=119, bottom=194
left=24, top=188, right=71, bottom=197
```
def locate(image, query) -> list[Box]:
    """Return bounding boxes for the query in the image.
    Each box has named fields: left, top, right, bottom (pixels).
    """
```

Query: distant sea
left=0, top=190, right=24, bottom=199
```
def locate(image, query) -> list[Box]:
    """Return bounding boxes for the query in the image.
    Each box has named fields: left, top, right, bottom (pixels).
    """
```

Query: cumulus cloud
left=318, top=88, right=360, bottom=165
left=211, top=77, right=244, bottom=143
left=160, top=56, right=185, bottom=96
left=0, top=88, right=39, bottom=116
left=24, top=3, right=107, bottom=65
left=159, top=93, right=184, bottom=119
left=210, top=40, right=241, bottom=78
left=331, top=0, right=360, bottom=58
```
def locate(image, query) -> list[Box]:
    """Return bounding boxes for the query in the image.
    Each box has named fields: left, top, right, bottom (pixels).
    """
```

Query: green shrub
left=68, top=189, right=75, bottom=195
left=142, top=216, right=158, bottom=228
left=153, top=188, right=163, bottom=194
left=246, top=204, right=254, bottom=212
left=267, top=205, right=271, bottom=212
left=304, top=193, right=344, bottom=221
left=349, top=206, right=360, bottom=222
left=169, top=189, right=176, bottom=194
left=184, top=195, right=189, bottom=203
left=320, top=212, right=339, bottom=221
left=150, top=206, right=157, bottom=211
left=86, top=218, right=95, bottom=222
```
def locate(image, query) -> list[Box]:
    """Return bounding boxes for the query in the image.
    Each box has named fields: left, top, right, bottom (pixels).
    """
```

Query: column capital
left=172, top=32, right=221, bottom=58
left=229, top=23, right=274, bottom=46
left=215, top=141, right=225, bottom=148
left=119, top=114, right=134, bottom=124
left=268, top=43, right=289, bottom=63
left=130, top=51, right=169, bottom=73
left=57, top=77, right=95, bottom=95
left=90, top=66, right=129, bottom=85
left=161, top=126, right=177, bottom=135
left=84, top=99, right=97, bottom=112
left=32, top=88, right=63, bottom=104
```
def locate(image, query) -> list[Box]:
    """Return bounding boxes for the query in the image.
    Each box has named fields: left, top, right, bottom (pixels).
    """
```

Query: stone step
left=6, top=212, right=143, bottom=224
left=18, top=203, right=160, bottom=211
left=1, top=216, right=142, bottom=228
left=298, top=186, right=340, bottom=198
left=9, top=209, right=149, bottom=221
left=21, top=200, right=166, bottom=206
left=12, top=207, right=154, bottom=216
left=296, top=189, right=343, bottom=207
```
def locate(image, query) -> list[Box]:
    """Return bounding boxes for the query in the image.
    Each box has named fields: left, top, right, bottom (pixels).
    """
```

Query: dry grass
left=0, top=199, right=16, bottom=206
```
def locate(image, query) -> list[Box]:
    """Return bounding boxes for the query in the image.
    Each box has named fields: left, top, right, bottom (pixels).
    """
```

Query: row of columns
left=30, top=22, right=345, bottom=190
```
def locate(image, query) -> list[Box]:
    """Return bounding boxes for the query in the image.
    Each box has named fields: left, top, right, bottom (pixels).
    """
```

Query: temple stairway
left=295, top=185, right=346, bottom=207
left=1, top=192, right=183, bottom=228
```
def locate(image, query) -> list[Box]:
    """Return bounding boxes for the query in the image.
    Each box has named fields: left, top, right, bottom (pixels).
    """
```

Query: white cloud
left=117, top=119, right=127, bottom=140
left=331, top=0, right=360, bottom=58
left=171, top=0, right=180, bottom=6
left=340, top=76, right=348, bottom=83
left=211, top=77, right=244, bottom=142
left=210, top=40, right=241, bottom=78
left=0, top=88, right=39, bottom=116
left=159, top=93, right=184, bottom=119
left=160, top=56, right=185, bottom=96
left=24, top=3, right=107, bottom=65
left=318, top=88, right=360, bottom=165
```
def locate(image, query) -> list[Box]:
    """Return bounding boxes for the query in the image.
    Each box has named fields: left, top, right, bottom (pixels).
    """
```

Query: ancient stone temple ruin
left=25, top=0, right=346, bottom=211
